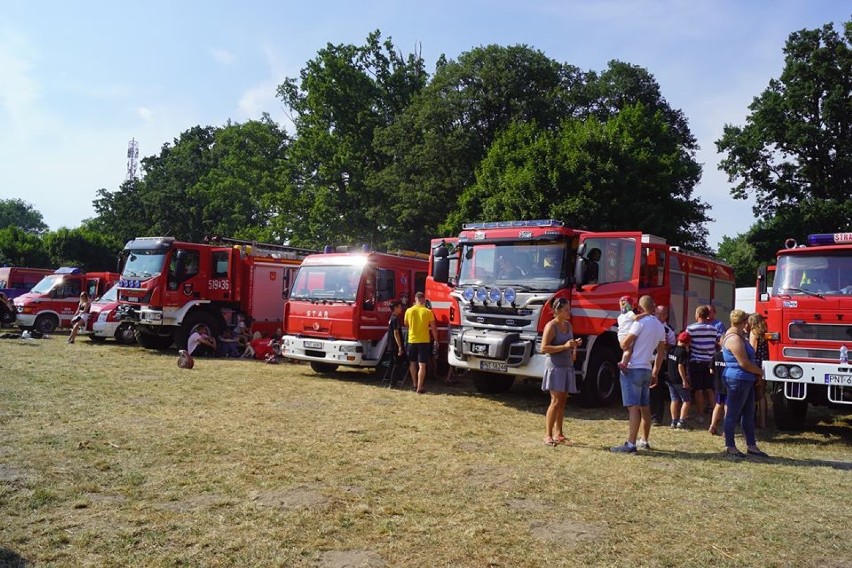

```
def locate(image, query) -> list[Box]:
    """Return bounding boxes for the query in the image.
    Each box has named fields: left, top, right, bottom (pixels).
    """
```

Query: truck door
left=164, top=247, right=202, bottom=307
left=207, top=248, right=236, bottom=303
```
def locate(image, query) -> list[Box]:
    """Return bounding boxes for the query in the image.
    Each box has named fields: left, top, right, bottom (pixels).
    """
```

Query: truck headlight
left=788, top=366, right=803, bottom=379
left=773, top=365, right=789, bottom=379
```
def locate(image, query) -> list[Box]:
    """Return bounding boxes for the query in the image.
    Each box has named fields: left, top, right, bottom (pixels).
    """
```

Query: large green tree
left=717, top=19, right=852, bottom=243
left=42, top=228, right=122, bottom=272
left=0, top=227, right=50, bottom=267
left=275, top=31, right=427, bottom=248
left=0, top=199, right=48, bottom=234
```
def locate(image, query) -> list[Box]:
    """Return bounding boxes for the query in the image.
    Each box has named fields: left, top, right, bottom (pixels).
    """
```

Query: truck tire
left=115, top=322, right=137, bottom=345
left=471, top=371, right=515, bottom=394
left=34, top=314, right=59, bottom=334
left=771, top=386, right=807, bottom=431
left=175, top=311, right=221, bottom=350
left=581, top=344, right=620, bottom=407
left=134, top=328, right=174, bottom=350
left=310, top=362, right=339, bottom=374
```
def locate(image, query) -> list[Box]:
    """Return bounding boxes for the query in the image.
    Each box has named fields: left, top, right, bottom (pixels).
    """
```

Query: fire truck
left=431, top=220, right=735, bottom=405
left=13, top=267, right=119, bottom=333
left=0, top=267, right=54, bottom=300
left=281, top=248, right=431, bottom=373
left=756, top=232, right=852, bottom=430
left=426, top=238, right=460, bottom=373
left=116, top=237, right=312, bottom=349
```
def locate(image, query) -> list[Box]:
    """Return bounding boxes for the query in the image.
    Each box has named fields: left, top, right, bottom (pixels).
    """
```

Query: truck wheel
left=310, top=362, right=339, bottom=374
left=115, top=322, right=137, bottom=345
left=34, top=314, right=59, bottom=334
left=176, top=312, right=221, bottom=350
left=471, top=371, right=514, bottom=394
left=581, top=345, right=620, bottom=407
left=134, top=328, right=174, bottom=350
left=771, top=387, right=807, bottom=430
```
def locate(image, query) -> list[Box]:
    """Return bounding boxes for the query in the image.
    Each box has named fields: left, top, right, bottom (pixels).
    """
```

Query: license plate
left=825, top=374, right=852, bottom=385
left=480, top=361, right=508, bottom=373
left=304, top=341, right=323, bottom=349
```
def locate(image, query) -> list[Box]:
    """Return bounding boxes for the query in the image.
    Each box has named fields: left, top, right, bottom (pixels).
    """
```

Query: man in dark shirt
left=667, top=332, right=692, bottom=429
left=388, top=301, right=405, bottom=359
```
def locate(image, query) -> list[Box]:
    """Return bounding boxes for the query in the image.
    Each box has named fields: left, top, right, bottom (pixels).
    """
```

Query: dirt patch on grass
left=251, top=485, right=328, bottom=510
left=317, top=549, right=386, bottom=568
left=529, top=519, right=603, bottom=546
left=505, top=498, right=554, bottom=514
left=0, top=465, right=30, bottom=487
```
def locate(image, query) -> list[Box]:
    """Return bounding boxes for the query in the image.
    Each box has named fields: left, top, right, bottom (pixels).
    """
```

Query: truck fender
left=171, top=300, right=211, bottom=326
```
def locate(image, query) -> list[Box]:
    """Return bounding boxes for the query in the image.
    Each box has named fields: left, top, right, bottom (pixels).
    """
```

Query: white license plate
left=825, top=374, right=852, bottom=385
left=480, top=361, right=508, bottom=373
left=304, top=341, right=323, bottom=349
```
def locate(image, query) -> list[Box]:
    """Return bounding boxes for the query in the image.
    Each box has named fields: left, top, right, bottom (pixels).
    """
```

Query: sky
left=1, top=0, right=848, bottom=250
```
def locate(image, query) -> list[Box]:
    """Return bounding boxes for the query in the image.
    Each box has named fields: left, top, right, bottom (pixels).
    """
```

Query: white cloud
left=210, top=47, right=236, bottom=65
left=135, top=106, right=154, bottom=121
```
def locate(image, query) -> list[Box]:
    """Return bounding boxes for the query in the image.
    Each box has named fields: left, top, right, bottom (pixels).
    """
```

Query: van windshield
left=291, top=265, right=365, bottom=302
left=29, top=275, right=61, bottom=295
left=773, top=253, right=852, bottom=296
left=457, top=242, right=570, bottom=292
left=122, top=249, right=167, bottom=279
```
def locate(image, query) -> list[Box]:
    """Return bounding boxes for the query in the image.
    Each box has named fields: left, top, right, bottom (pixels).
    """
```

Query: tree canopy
left=716, top=18, right=851, bottom=277
left=0, top=199, right=48, bottom=235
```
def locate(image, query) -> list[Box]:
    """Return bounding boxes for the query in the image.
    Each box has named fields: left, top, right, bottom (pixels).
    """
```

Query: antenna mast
left=126, top=138, right=139, bottom=181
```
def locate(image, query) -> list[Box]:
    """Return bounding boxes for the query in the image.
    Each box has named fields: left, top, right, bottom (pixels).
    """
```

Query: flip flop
left=554, top=435, right=572, bottom=445
left=544, top=436, right=557, bottom=446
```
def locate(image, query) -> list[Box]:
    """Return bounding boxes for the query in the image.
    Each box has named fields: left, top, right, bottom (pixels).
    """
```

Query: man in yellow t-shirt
left=404, top=291, right=438, bottom=394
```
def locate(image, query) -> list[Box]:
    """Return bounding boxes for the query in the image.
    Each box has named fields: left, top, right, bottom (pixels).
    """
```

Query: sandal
left=544, top=436, right=557, bottom=446
left=554, top=435, right=571, bottom=445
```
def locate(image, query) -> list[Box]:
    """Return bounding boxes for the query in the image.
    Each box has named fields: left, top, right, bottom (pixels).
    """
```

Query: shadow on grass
left=632, top=447, right=852, bottom=471
left=0, top=547, right=29, bottom=568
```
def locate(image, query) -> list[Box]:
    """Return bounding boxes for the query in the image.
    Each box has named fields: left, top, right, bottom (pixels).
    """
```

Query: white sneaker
left=637, top=439, right=652, bottom=450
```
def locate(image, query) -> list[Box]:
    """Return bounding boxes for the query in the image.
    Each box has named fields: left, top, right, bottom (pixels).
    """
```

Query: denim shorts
left=620, top=367, right=651, bottom=406
left=667, top=383, right=692, bottom=403
left=407, top=342, right=432, bottom=363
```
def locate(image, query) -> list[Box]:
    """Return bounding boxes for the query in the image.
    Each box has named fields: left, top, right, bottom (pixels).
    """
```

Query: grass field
left=1, top=335, right=851, bottom=567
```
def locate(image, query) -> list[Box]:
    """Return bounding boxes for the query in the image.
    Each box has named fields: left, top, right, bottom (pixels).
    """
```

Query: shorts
left=620, top=367, right=651, bottom=406
left=688, top=360, right=713, bottom=391
left=407, top=342, right=432, bottom=364
left=667, top=383, right=692, bottom=403
left=716, top=393, right=727, bottom=405
left=71, top=313, right=90, bottom=325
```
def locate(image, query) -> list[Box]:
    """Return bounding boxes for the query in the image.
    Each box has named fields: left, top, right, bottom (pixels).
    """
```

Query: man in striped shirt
left=686, top=305, right=722, bottom=424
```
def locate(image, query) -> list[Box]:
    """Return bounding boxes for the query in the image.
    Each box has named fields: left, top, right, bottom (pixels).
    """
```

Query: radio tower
left=126, top=138, right=139, bottom=181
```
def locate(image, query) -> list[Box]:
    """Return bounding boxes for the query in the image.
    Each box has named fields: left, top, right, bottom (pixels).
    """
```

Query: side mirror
left=757, top=263, right=768, bottom=301
left=432, top=242, right=450, bottom=284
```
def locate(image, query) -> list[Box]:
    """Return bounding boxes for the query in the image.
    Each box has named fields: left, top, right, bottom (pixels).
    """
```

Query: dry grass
left=1, top=334, right=851, bottom=567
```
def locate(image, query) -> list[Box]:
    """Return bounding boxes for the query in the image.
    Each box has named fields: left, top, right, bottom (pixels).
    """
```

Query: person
left=496, top=255, right=523, bottom=279
left=540, top=297, right=583, bottom=446
left=384, top=301, right=408, bottom=386
left=721, top=309, right=768, bottom=458
left=708, top=350, right=727, bottom=437
left=218, top=327, right=240, bottom=357
left=686, top=305, right=722, bottom=424
left=707, top=305, right=726, bottom=336
left=650, top=305, right=677, bottom=425
left=706, top=305, right=726, bottom=416
left=234, top=313, right=251, bottom=348
left=67, top=291, right=92, bottom=344
left=611, top=295, right=666, bottom=453
left=616, top=296, right=637, bottom=371
left=403, top=291, right=438, bottom=394
left=0, top=292, right=15, bottom=327
left=187, top=325, right=217, bottom=357
left=749, top=313, right=770, bottom=428
left=242, top=331, right=263, bottom=359
left=667, top=331, right=692, bottom=429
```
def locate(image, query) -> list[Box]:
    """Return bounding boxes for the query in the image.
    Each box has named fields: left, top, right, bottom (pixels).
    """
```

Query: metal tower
left=126, top=138, right=139, bottom=181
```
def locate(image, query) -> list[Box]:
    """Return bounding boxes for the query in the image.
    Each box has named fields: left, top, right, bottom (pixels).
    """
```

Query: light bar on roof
left=462, top=219, right=564, bottom=230
left=807, top=233, right=852, bottom=246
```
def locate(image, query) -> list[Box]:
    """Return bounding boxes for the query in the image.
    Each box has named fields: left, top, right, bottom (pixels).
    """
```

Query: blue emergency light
left=55, top=267, right=82, bottom=274
left=807, top=233, right=852, bottom=246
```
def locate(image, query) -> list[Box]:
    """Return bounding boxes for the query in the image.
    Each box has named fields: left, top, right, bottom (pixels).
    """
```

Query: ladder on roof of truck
left=207, top=237, right=317, bottom=260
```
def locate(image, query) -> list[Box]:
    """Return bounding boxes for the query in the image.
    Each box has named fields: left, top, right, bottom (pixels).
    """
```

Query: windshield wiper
left=783, top=287, right=824, bottom=299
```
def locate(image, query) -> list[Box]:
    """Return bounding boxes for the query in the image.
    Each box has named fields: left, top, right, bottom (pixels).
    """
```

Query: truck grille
left=789, top=322, right=852, bottom=342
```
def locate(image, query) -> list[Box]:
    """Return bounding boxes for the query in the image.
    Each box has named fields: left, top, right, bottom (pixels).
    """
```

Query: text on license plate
left=304, top=341, right=323, bottom=349
left=825, top=374, right=852, bottom=385
left=480, top=361, right=508, bottom=373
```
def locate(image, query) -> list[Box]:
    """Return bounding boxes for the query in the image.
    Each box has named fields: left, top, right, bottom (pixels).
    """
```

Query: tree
left=43, top=228, right=122, bottom=272
left=717, top=233, right=759, bottom=287
left=717, top=20, right=852, bottom=235
left=275, top=30, right=427, bottom=248
left=0, top=226, right=50, bottom=267
left=0, top=199, right=48, bottom=234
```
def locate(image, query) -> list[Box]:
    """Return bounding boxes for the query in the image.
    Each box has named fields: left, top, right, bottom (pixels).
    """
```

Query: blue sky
left=1, top=0, right=848, bottom=249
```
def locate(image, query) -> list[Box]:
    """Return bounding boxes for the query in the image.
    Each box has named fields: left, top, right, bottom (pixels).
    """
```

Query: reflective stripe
left=429, top=301, right=453, bottom=309
left=573, top=307, right=619, bottom=320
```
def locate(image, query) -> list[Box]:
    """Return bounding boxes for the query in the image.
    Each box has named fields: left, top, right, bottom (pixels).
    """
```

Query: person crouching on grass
left=540, top=297, right=582, bottom=446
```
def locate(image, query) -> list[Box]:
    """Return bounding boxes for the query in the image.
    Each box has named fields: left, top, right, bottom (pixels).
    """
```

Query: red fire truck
left=426, top=238, right=460, bottom=373
left=281, top=248, right=431, bottom=373
left=756, top=232, right=852, bottom=430
left=431, top=220, right=735, bottom=404
left=116, top=237, right=312, bottom=349
left=0, top=267, right=54, bottom=300
left=13, top=267, right=119, bottom=333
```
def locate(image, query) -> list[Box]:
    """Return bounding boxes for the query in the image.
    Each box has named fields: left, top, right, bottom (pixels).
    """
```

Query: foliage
left=0, top=198, right=48, bottom=235
left=717, top=233, right=759, bottom=287
left=717, top=19, right=852, bottom=247
left=274, top=30, right=427, bottom=248
left=0, top=226, right=51, bottom=267
left=42, top=227, right=123, bottom=272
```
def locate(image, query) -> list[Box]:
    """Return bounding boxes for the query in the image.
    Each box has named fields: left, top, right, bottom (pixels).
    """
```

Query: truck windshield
left=122, top=249, right=167, bottom=279
left=457, top=242, right=570, bottom=292
left=291, top=265, right=364, bottom=302
left=773, top=252, right=852, bottom=296
left=29, top=275, right=61, bottom=295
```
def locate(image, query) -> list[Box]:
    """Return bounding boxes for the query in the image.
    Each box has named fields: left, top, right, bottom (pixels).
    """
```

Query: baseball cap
left=677, top=331, right=691, bottom=343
